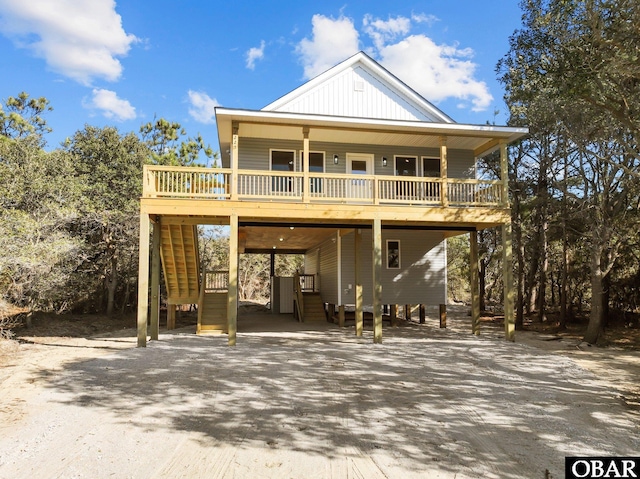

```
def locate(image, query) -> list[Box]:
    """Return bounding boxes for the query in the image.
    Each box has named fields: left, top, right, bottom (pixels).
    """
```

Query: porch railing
left=298, top=274, right=316, bottom=292
left=143, top=165, right=504, bottom=207
left=204, top=270, right=229, bottom=292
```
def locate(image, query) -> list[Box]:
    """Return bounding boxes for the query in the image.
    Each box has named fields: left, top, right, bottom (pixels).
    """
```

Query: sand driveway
left=0, top=309, right=638, bottom=478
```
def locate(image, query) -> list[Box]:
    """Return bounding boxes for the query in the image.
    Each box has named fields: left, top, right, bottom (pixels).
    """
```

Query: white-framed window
left=422, top=156, right=441, bottom=177
left=270, top=149, right=296, bottom=172
left=394, top=156, right=417, bottom=176
left=270, top=149, right=296, bottom=193
left=386, top=239, right=401, bottom=269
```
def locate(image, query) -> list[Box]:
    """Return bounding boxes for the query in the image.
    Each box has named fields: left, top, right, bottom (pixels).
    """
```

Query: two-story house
left=135, top=51, right=528, bottom=346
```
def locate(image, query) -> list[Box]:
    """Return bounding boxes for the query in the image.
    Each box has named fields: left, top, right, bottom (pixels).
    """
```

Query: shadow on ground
left=27, top=309, right=640, bottom=478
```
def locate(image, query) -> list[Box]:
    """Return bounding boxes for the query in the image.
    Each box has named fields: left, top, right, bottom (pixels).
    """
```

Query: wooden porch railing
left=143, top=165, right=504, bottom=207
left=204, top=270, right=229, bottom=292
left=299, top=274, right=316, bottom=292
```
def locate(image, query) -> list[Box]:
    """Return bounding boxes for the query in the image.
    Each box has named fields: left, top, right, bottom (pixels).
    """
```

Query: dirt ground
left=0, top=305, right=639, bottom=479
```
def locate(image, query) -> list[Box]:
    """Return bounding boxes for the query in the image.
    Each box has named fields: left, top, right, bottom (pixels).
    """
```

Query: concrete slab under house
left=136, top=51, right=528, bottom=346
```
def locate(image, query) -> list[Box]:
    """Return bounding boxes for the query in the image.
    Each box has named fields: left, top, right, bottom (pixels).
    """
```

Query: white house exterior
left=136, top=51, right=528, bottom=346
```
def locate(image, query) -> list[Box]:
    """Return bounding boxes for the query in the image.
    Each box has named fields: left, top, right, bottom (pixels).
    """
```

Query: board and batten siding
left=340, top=230, right=446, bottom=305
left=239, top=138, right=474, bottom=178
left=270, top=65, right=440, bottom=122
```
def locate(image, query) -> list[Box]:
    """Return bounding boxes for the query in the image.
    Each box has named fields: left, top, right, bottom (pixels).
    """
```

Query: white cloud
left=363, top=14, right=411, bottom=51
left=0, top=0, right=138, bottom=85
left=295, top=14, right=360, bottom=79
left=378, top=35, right=493, bottom=111
left=411, top=13, right=439, bottom=27
left=187, top=90, right=219, bottom=124
left=295, top=13, right=493, bottom=112
left=246, top=40, right=265, bottom=70
left=86, top=89, right=136, bottom=120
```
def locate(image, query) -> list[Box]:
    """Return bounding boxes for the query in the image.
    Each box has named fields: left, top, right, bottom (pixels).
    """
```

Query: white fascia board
left=216, top=107, right=528, bottom=141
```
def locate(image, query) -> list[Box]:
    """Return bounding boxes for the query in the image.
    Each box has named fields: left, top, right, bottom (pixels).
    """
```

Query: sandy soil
left=0, top=306, right=638, bottom=479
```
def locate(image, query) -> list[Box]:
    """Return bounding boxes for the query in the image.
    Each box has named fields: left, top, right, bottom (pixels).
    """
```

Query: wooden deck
left=143, top=165, right=504, bottom=208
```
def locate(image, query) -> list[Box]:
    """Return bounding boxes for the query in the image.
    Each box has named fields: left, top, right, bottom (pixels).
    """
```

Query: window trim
left=421, top=156, right=441, bottom=178
left=270, top=149, right=296, bottom=172
left=394, top=155, right=418, bottom=177
left=386, top=239, right=401, bottom=269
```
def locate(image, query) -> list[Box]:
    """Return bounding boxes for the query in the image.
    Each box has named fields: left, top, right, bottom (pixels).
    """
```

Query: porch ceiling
left=216, top=108, right=528, bottom=165
left=240, top=226, right=339, bottom=253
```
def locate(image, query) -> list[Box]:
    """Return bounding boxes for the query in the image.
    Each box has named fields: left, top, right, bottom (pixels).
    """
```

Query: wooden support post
left=167, top=304, right=176, bottom=330
left=405, top=304, right=411, bottom=321
left=439, top=304, right=447, bottom=328
left=328, top=304, right=336, bottom=323
left=302, top=126, right=310, bottom=203
left=391, top=304, right=398, bottom=327
left=136, top=212, right=150, bottom=347
left=372, top=218, right=383, bottom=343
left=440, top=137, right=449, bottom=207
left=500, top=140, right=509, bottom=207
left=231, top=122, right=239, bottom=200
left=503, top=222, right=515, bottom=341
left=338, top=305, right=345, bottom=328
left=150, top=218, right=161, bottom=341
left=470, top=230, right=481, bottom=335
left=419, top=304, right=426, bottom=324
left=228, top=214, right=239, bottom=346
left=355, top=229, right=363, bottom=337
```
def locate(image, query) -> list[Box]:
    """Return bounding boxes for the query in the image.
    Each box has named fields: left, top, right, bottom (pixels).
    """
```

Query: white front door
left=347, top=153, right=373, bottom=200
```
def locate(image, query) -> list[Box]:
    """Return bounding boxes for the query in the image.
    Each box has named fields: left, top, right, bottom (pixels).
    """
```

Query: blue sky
left=0, top=1, right=524, bottom=151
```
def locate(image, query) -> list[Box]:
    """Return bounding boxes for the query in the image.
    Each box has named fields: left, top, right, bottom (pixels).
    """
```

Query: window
left=271, top=150, right=295, bottom=172
left=270, top=150, right=295, bottom=193
left=395, top=156, right=417, bottom=199
left=395, top=156, right=417, bottom=176
left=422, top=157, right=440, bottom=177
left=387, top=240, right=401, bottom=269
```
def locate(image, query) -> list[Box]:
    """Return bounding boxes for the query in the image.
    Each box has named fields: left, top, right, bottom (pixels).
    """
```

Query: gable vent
left=354, top=80, right=364, bottom=92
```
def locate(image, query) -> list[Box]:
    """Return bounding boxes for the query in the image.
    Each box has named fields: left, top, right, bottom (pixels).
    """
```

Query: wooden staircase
left=197, top=292, right=227, bottom=334
left=302, top=292, right=327, bottom=322
left=160, top=224, right=200, bottom=304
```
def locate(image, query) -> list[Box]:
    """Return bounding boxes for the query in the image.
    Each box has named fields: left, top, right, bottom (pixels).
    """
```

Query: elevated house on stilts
left=136, top=51, right=528, bottom=346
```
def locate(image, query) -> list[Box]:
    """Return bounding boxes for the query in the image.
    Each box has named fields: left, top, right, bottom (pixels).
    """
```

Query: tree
left=0, top=92, right=52, bottom=146
left=499, top=0, right=640, bottom=343
left=140, top=117, right=216, bottom=166
left=65, top=126, right=149, bottom=316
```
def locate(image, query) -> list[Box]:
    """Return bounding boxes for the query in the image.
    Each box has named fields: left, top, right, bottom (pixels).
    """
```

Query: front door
left=347, top=153, right=373, bottom=200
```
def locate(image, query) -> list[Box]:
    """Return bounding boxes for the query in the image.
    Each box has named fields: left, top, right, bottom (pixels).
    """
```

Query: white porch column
left=302, top=126, right=310, bottom=204
left=136, top=211, right=150, bottom=347
left=150, top=217, right=161, bottom=341
left=372, top=218, right=383, bottom=343
left=440, top=137, right=449, bottom=207
left=470, top=230, right=480, bottom=335
left=503, top=222, right=515, bottom=341
left=228, top=214, right=239, bottom=346
left=355, top=228, right=363, bottom=337
left=231, top=121, right=239, bottom=200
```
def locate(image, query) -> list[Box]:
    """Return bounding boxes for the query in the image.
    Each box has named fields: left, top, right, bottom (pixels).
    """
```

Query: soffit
left=216, top=108, right=528, bottom=163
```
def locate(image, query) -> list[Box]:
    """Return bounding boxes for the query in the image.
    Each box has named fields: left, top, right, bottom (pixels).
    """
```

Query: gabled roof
left=262, top=51, right=455, bottom=124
